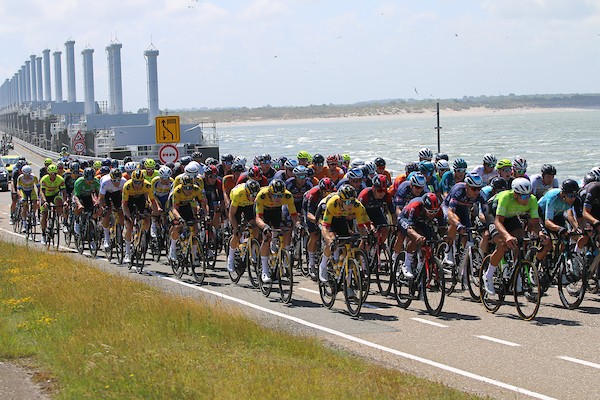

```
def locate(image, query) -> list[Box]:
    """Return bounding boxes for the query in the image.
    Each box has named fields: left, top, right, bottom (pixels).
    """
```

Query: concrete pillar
left=144, top=48, right=159, bottom=124
left=65, top=40, right=76, bottom=102
left=36, top=56, right=43, bottom=102
left=112, top=43, right=123, bottom=114
left=24, top=61, right=31, bottom=102
left=43, top=49, right=51, bottom=102
left=30, top=55, right=37, bottom=101
left=106, top=44, right=115, bottom=114
left=82, top=48, right=95, bottom=115
left=53, top=51, right=63, bottom=102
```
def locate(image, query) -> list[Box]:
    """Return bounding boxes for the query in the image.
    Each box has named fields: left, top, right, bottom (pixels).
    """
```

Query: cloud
left=483, top=0, right=600, bottom=20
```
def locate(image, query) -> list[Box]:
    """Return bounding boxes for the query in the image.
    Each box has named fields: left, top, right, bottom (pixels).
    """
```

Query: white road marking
left=299, top=287, right=319, bottom=295
left=557, top=356, right=600, bottom=370
left=298, top=287, right=382, bottom=310
left=475, top=335, right=521, bottom=347
left=411, top=317, right=448, bottom=328
left=147, top=271, right=554, bottom=400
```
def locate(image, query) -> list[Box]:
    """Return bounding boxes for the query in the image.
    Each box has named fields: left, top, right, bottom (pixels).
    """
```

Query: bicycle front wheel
left=466, top=246, right=484, bottom=302
left=344, top=258, right=363, bottom=317
left=88, top=220, right=99, bottom=257
left=375, top=245, right=393, bottom=296
left=319, top=260, right=337, bottom=309
left=190, top=236, right=206, bottom=284
left=135, top=231, right=148, bottom=274
left=558, top=254, right=586, bottom=310
left=278, top=249, right=293, bottom=304
left=513, top=260, right=541, bottom=321
left=229, top=246, right=245, bottom=283
left=392, top=253, right=413, bottom=309
left=423, top=257, right=445, bottom=316
left=479, top=255, right=504, bottom=313
left=248, top=239, right=260, bottom=288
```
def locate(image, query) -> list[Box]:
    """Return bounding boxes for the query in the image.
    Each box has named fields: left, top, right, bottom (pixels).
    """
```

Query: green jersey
left=73, top=176, right=100, bottom=198
left=495, top=190, right=539, bottom=219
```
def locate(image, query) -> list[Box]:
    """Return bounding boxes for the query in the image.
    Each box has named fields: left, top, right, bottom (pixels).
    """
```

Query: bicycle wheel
left=344, top=258, right=364, bottom=317
left=558, top=253, right=586, bottom=310
left=150, top=233, right=161, bottom=262
left=75, top=219, right=85, bottom=254
left=423, top=257, right=445, bottom=316
left=247, top=239, right=260, bottom=288
left=63, top=211, right=73, bottom=247
left=88, top=220, right=99, bottom=257
left=513, top=260, right=540, bottom=320
left=135, top=231, right=148, bottom=274
left=259, top=253, right=274, bottom=297
left=12, top=204, right=21, bottom=233
left=392, top=252, right=413, bottom=309
left=26, top=210, right=36, bottom=242
left=229, top=246, right=245, bottom=283
left=170, top=241, right=185, bottom=279
left=190, top=236, right=206, bottom=284
left=114, top=224, right=124, bottom=265
left=354, top=249, right=370, bottom=304
left=204, top=225, right=218, bottom=270
left=479, top=255, right=504, bottom=313
left=466, top=246, right=484, bottom=302
left=53, top=212, right=61, bottom=250
left=278, top=249, right=293, bottom=304
left=319, top=260, right=337, bottom=308
left=375, top=245, right=393, bottom=296
left=438, top=242, right=457, bottom=296
left=46, top=212, right=55, bottom=250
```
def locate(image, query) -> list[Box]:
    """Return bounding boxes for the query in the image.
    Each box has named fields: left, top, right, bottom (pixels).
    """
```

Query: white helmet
left=124, top=162, right=136, bottom=173
left=234, top=156, right=247, bottom=167
left=590, top=166, right=600, bottom=179
left=482, top=153, right=497, bottom=166
left=350, top=158, right=365, bottom=168
left=365, top=161, right=377, bottom=175
left=511, top=177, right=532, bottom=195
left=436, top=159, right=450, bottom=171
left=21, top=165, right=32, bottom=175
left=185, top=162, right=200, bottom=177
left=418, top=148, right=433, bottom=160
left=158, top=165, right=172, bottom=179
left=512, top=156, right=528, bottom=171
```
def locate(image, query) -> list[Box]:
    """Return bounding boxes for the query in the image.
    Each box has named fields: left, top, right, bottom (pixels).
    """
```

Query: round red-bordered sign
left=159, top=144, right=179, bottom=164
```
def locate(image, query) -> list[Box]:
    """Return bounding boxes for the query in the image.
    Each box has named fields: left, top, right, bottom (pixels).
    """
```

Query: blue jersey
left=440, top=170, right=456, bottom=194
left=537, top=188, right=573, bottom=220
left=393, top=180, right=429, bottom=210
left=443, top=182, right=486, bottom=213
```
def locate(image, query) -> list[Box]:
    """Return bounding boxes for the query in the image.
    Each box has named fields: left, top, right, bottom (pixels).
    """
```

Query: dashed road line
left=297, top=287, right=382, bottom=310
left=557, top=356, right=600, bottom=370
left=411, top=317, right=448, bottom=328
left=475, top=335, right=521, bottom=347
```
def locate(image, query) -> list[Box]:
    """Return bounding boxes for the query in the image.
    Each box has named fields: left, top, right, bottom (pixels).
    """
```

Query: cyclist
left=442, top=173, right=487, bottom=265
left=150, top=165, right=174, bottom=239
left=471, top=154, right=498, bottom=184
left=122, top=169, right=157, bottom=264
left=286, top=165, right=313, bottom=217
left=318, top=184, right=370, bottom=284
left=393, top=172, right=428, bottom=214
left=530, top=164, right=559, bottom=199
left=303, top=177, right=336, bottom=278
left=297, top=150, right=311, bottom=167
left=256, top=154, right=276, bottom=182
left=168, top=175, right=209, bottom=262
left=341, top=154, right=351, bottom=172
left=273, top=159, right=297, bottom=182
left=496, top=159, right=514, bottom=183
left=142, top=158, right=159, bottom=182
left=16, top=165, right=41, bottom=233
left=327, top=155, right=345, bottom=184
left=62, top=161, right=81, bottom=232
left=98, top=168, right=126, bottom=250
left=390, top=162, right=419, bottom=197
left=418, top=161, right=441, bottom=197
left=39, top=158, right=53, bottom=179
left=9, top=159, right=26, bottom=225
left=435, top=159, right=450, bottom=182
left=223, top=163, right=245, bottom=208
left=310, top=154, right=331, bottom=180
left=512, top=156, right=529, bottom=179
left=203, top=165, right=225, bottom=244
left=440, top=158, right=467, bottom=197
left=73, top=167, right=101, bottom=236
left=418, top=148, right=433, bottom=162
left=255, top=179, right=301, bottom=282
left=123, top=161, right=136, bottom=180
left=226, top=180, right=262, bottom=272
left=398, top=193, right=447, bottom=278
left=482, top=178, right=546, bottom=295
left=191, top=151, right=203, bottom=165
left=39, top=164, right=67, bottom=245
left=358, top=174, right=394, bottom=245
left=237, top=165, right=268, bottom=187
left=481, top=176, right=509, bottom=202
left=335, top=167, right=365, bottom=191
left=218, top=153, right=234, bottom=177
left=374, top=157, right=392, bottom=186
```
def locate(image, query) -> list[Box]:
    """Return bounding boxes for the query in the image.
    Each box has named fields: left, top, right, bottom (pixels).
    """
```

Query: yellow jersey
left=122, top=180, right=155, bottom=202
left=255, top=187, right=297, bottom=216
left=172, top=184, right=204, bottom=207
left=321, top=194, right=370, bottom=227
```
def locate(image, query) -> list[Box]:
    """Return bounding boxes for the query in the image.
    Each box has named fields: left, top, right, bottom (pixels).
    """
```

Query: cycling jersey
left=222, top=174, right=238, bottom=197
left=40, top=175, right=65, bottom=197
left=236, top=173, right=268, bottom=187
left=122, top=180, right=154, bottom=202
left=143, top=169, right=159, bottom=182
left=73, top=177, right=100, bottom=198
left=16, top=174, right=39, bottom=193
left=310, top=165, right=331, bottom=180
left=329, top=166, right=345, bottom=183
left=172, top=184, right=204, bottom=207
left=203, top=177, right=224, bottom=207
left=321, top=194, right=370, bottom=228
left=538, top=188, right=575, bottom=221
left=151, top=176, right=173, bottom=198
left=285, top=177, right=313, bottom=210
left=393, top=180, right=429, bottom=210
left=471, top=165, right=498, bottom=185
left=99, top=175, right=126, bottom=195
left=440, top=170, right=460, bottom=194
left=495, top=190, right=539, bottom=219
left=443, top=182, right=486, bottom=213
left=229, top=184, right=255, bottom=208
left=358, top=187, right=394, bottom=213
left=173, top=173, right=204, bottom=193
left=530, top=173, right=559, bottom=200
left=583, top=181, right=600, bottom=219
left=255, top=187, right=297, bottom=216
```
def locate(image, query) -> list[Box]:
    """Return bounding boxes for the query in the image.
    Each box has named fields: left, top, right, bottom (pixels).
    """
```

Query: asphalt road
left=2, top=144, right=599, bottom=400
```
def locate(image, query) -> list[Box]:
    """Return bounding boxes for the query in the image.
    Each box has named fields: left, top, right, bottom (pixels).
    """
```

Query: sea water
left=218, top=109, right=600, bottom=180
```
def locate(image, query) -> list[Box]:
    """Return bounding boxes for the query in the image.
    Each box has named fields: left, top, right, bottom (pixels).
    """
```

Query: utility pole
left=435, top=102, right=442, bottom=153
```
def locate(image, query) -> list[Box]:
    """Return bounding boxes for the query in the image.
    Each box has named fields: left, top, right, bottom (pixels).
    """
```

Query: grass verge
left=0, top=240, right=480, bottom=399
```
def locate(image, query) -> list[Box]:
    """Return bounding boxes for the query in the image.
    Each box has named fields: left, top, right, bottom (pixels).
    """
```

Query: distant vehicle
left=2, top=155, right=20, bottom=175
left=0, top=159, right=8, bottom=191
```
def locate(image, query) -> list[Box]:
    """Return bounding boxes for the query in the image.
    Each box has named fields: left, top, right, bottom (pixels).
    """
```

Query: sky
left=2, top=0, right=600, bottom=112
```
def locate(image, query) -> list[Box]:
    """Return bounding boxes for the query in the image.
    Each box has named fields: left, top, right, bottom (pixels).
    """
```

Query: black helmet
left=269, top=179, right=286, bottom=194
left=374, top=157, right=386, bottom=167
left=490, top=177, right=509, bottom=191
left=191, top=151, right=203, bottom=160
left=541, top=164, right=556, bottom=175
left=180, top=156, right=192, bottom=166
left=101, top=158, right=112, bottom=167
left=231, top=163, right=245, bottom=173
left=312, top=154, right=325, bottom=164
left=83, top=167, right=95, bottom=180
left=405, top=162, right=419, bottom=175
left=221, top=153, right=234, bottom=162
left=123, top=156, right=133, bottom=164
left=561, top=179, right=579, bottom=195
left=583, top=173, right=597, bottom=186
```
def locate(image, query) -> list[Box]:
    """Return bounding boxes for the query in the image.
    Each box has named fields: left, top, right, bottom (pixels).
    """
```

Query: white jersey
left=471, top=165, right=498, bottom=185
left=530, top=173, right=559, bottom=200
left=99, top=175, right=126, bottom=195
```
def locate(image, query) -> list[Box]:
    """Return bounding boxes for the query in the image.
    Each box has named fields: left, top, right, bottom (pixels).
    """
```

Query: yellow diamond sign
left=156, top=116, right=180, bottom=143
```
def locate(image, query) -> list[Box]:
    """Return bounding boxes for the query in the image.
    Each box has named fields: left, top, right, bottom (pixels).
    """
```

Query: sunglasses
left=485, top=163, right=496, bottom=167
left=261, top=160, right=271, bottom=164
left=272, top=193, right=284, bottom=199
left=500, top=167, right=512, bottom=173
left=515, top=169, right=526, bottom=174
left=455, top=168, right=466, bottom=173
left=296, top=175, right=307, bottom=179
left=425, top=208, right=439, bottom=215
left=223, top=161, right=232, bottom=165
left=468, top=186, right=482, bottom=192
left=133, top=179, right=144, bottom=184
left=206, top=174, right=216, bottom=179
left=565, top=193, right=577, bottom=198
left=342, top=199, right=354, bottom=205
left=314, top=163, right=324, bottom=167
left=519, top=194, right=531, bottom=200
left=376, top=188, right=387, bottom=193
left=183, top=185, right=194, bottom=190
left=328, top=162, right=338, bottom=166
left=111, top=179, right=121, bottom=183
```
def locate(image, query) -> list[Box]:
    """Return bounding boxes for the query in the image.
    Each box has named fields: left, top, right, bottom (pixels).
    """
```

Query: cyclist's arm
left=229, top=204, right=239, bottom=232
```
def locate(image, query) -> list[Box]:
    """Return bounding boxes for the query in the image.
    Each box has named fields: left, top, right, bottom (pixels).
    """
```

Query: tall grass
left=0, top=240, right=479, bottom=399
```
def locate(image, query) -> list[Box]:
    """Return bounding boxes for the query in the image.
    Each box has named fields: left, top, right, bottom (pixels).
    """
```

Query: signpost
left=156, top=116, right=180, bottom=144
left=73, top=130, right=85, bottom=155
left=159, top=144, right=179, bottom=164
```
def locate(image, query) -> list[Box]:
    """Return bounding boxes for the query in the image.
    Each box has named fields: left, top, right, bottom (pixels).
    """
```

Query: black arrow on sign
left=162, top=120, right=174, bottom=140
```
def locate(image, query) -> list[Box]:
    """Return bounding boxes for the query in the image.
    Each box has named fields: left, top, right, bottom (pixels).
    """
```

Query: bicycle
left=21, top=198, right=37, bottom=242
left=104, top=208, right=124, bottom=265
left=228, top=222, right=260, bottom=287
left=63, top=199, right=76, bottom=247
left=291, top=224, right=310, bottom=277
left=198, top=217, right=218, bottom=270
left=75, top=207, right=100, bottom=257
left=258, top=228, right=294, bottom=304
left=170, top=219, right=205, bottom=284
left=393, top=237, right=445, bottom=316
left=12, top=200, right=23, bottom=234
left=43, top=203, right=61, bottom=250
left=149, top=211, right=169, bottom=262
left=479, top=237, right=541, bottom=321
left=319, top=235, right=368, bottom=317
left=365, top=224, right=394, bottom=297
left=129, top=211, right=149, bottom=274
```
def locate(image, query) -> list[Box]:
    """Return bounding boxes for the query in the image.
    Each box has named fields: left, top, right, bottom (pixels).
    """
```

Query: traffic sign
left=159, top=144, right=179, bottom=164
left=74, top=141, right=85, bottom=154
left=156, top=116, right=180, bottom=143
left=74, top=131, right=84, bottom=142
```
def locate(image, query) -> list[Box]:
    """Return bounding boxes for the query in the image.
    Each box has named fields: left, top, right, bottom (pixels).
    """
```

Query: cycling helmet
left=93, top=160, right=102, bottom=170
left=231, top=163, right=245, bottom=173
left=234, top=156, right=246, bottom=166
left=99, top=166, right=111, bottom=175
left=111, top=159, right=119, bottom=168
left=269, top=179, right=286, bottom=194
left=44, top=157, right=52, bottom=166
left=306, top=167, right=315, bottom=178
left=422, top=192, right=440, bottom=211
left=409, top=172, right=427, bottom=188
left=221, top=153, right=234, bottom=162
left=541, top=164, right=557, bottom=175
left=350, top=158, right=365, bottom=168
left=56, top=160, right=65, bottom=169
left=158, top=166, right=172, bottom=179
left=191, top=151, right=203, bottom=160
left=590, top=166, right=600, bottom=179
left=496, top=159, right=512, bottom=169
left=206, top=165, right=219, bottom=176
left=372, top=174, right=388, bottom=188
left=297, top=150, right=311, bottom=160
left=326, top=155, right=338, bottom=164
left=123, top=156, right=133, bottom=164
left=247, top=166, right=262, bottom=179
left=15, top=160, right=26, bottom=169
left=365, top=162, right=377, bottom=176
left=83, top=167, right=95, bottom=180
left=124, top=162, right=136, bottom=173
left=418, top=148, right=433, bottom=160
left=47, top=164, right=58, bottom=174
left=464, top=173, right=484, bottom=188
left=434, top=153, right=449, bottom=162
left=490, top=177, right=509, bottom=191
left=511, top=177, right=532, bottom=195
left=405, top=162, right=419, bottom=175
left=18, top=156, right=26, bottom=162
left=418, top=161, right=435, bottom=174
left=70, top=162, right=81, bottom=172
left=180, top=156, right=192, bottom=166
left=293, top=165, right=308, bottom=177
left=205, top=157, right=218, bottom=166
left=561, top=179, right=579, bottom=195
left=181, top=175, right=194, bottom=187
left=436, top=159, right=450, bottom=172
left=482, top=154, right=497, bottom=166
left=185, top=163, right=200, bottom=177
left=512, top=156, right=528, bottom=171
left=452, top=158, right=467, bottom=170
left=338, top=184, right=357, bottom=200
left=131, top=170, right=144, bottom=181
left=21, top=165, right=33, bottom=175
left=312, top=154, right=325, bottom=164
left=318, top=178, right=334, bottom=192
left=145, top=158, right=156, bottom=169
left=80, top=160, right=89, bottom=169
left=342, top=154, right=351, bottom=163
left=245, top=180, right=261, bottom=197
left=346, top=167, right=364, bottom=180
left=584, top=173, right=597, bottom=185
left=374, top=157, right=386, bottom=167
left=101, top=158, right=112, bottom=167
left=284, top=159, right=298, bottom=169
left=60, top=146, right=68, bottom=153
left=110, top=168, right=122, bottom=180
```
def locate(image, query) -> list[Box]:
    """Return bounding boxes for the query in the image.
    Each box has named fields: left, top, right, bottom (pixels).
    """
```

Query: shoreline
left=219, top=106, right=595, bottom=127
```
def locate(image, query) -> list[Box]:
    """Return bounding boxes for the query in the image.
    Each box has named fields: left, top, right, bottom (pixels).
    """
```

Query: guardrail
left=13, top=137, right=98, bottom=162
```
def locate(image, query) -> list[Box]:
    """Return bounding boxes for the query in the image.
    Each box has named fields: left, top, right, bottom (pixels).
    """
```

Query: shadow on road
left=436, top=311, right=481, bottom=321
